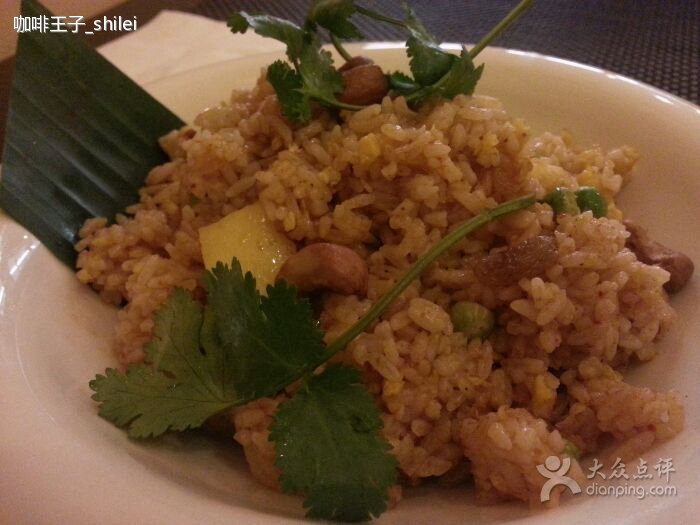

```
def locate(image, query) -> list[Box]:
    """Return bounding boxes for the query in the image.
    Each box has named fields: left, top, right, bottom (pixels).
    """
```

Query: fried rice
left=75, top=72, right=684, bottom=507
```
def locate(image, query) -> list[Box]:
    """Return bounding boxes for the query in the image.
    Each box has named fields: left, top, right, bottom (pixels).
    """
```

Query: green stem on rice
left=468, top=0, right=534, bottom=58
left=321, top=194, right=536, bottom=360
left=330, top=33, right=353, bottom=62
left=320, top=96, right=366, bottom=111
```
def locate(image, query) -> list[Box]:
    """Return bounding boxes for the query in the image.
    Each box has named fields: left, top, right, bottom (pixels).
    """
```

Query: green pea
left=575, top=186, right=607, bottom=218
left=544, top=187, right=580, bottom=215
left=450, top=301, right=495, bottom=340
left=563, top=441, right=582, bottom=459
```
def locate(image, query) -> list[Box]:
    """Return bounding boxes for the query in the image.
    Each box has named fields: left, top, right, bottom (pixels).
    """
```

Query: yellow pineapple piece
left=199, top=203, right=296, bottom=292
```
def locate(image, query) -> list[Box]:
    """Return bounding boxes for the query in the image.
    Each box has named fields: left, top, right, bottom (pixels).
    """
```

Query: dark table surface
left=193, top=0, right=700, bottom=105
left=1, top=0, right=698, bottom=153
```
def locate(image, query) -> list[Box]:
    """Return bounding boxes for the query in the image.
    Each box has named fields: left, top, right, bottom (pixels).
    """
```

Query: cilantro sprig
left=90, top=194, right=535, bottom=520
left=271, top=365, right=398, bottom=521
left=90, top=261, right=326, bottom=438
left=228, top=0, right=533, bottom=123
left=355, top=0, right=533, bottom=106
left=228, top=12, right=363, bottom=122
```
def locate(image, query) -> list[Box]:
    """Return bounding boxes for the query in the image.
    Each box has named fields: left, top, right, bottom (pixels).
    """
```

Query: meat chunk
left=624, top=220, right=694, bottom=293
left=276, top=242, right=368, bottom=295
left=475, top=235, right=559, bottom=287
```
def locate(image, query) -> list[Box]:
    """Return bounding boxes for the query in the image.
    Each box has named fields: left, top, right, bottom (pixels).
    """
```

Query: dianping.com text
left=587, top=482, right=677, bottom=499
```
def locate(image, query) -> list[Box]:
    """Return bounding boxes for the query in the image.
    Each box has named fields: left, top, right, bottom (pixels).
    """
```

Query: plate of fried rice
left=1, top=43, right=698, bottom=524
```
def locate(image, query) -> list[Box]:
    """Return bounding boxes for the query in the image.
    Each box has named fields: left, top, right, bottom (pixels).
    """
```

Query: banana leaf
left=0, top=0, right=184, bottom=266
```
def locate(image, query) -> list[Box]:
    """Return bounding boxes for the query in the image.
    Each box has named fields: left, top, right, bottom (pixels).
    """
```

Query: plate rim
left=1, top=43, right=698, bottom=525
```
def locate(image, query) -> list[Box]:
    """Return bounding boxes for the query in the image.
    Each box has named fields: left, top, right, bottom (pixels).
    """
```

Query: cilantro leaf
left=402, top=3, right=454, bottom=85
left=228, top=8, right=351, bottom=122
left=406, top=35, right=454, bottom=86
left=381, top=4, right=481, bottom=105
left=297, top=41, right=345, bottom=106
left=307, top=0, right=362, bottom=39
left=145, top=288, right=206, bottom=378
left=266, top=60, right=312, bottom=126
left=228, top=12, right=307, bottom=63
left=439, top=48, right=484, bottom=99
left=203, top=260, right=326, bottom=403
left=90, top=261, right=326, bottom=438
left=90, top=366, right=235, bottom=438
left=404, top=48, right=484, bottom=107
left=90, top=289, right=234, bottom=438
left=271, top=365, right=398, bottom=522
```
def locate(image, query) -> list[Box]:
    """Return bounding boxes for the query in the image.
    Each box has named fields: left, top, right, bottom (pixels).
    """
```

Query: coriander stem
left=469, top=0, right=533, bottom=58
left=330, top=33, right=353, bottom=62
left=355, top=5, right=407, bottom=28
left=320, top=96, right=365, bottom=111
left=322, top=194, right=536, bottom=358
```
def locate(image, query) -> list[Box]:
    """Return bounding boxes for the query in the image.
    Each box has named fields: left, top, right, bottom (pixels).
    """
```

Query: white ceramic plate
left=1, top=43, right=698, bottom=525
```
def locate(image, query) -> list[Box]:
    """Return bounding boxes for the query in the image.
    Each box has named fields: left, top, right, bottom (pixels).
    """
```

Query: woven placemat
left=191, top=0, right=699, bottom=104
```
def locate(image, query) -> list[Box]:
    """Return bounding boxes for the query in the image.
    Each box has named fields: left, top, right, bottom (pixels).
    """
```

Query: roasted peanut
left=276, top=243, right=368, bottom=295
left=624, top=220, right=694, bottom=293
left=338, top=62, right=389, bottom=106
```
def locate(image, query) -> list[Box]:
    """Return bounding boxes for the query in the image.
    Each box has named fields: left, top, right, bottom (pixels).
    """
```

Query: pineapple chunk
left=199, top=203, right=296, bottom=292
left=532, top=374, right=556, bottom=416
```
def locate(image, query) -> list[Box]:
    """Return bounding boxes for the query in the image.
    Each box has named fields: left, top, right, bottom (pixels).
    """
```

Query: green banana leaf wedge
left=0, top=0, right=184, bottom=266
